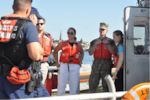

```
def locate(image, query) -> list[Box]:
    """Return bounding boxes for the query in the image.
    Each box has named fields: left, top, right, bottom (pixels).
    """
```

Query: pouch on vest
left=7, top=67, right=31, bottom=85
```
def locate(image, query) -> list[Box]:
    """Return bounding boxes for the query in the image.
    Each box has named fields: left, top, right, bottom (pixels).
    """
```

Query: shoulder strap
left=114, top=44, right=121, bottom=54
left=44, top=32, right=51, bottom=38
left=14, top=18, right=30, bottom=40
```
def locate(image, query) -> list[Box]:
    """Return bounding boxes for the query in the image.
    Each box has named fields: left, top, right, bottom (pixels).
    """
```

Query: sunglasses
left=100, top=28, right=105, bottom=31
left=37, top=23, right=44, bottom=26
left=67, top=32, right=74, bottom=35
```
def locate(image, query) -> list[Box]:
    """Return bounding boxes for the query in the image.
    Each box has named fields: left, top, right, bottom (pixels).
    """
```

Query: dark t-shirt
left=20, top=22, right=40, bottom=67
left=89, top=39, right=96, bottom=49
left=69, top=42, right=74, bottom=47
left=21, top=22, right=39, bottom=44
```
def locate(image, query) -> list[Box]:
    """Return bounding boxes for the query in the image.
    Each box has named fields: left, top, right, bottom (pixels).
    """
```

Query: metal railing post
left=104, top=74, right=116, bottom=100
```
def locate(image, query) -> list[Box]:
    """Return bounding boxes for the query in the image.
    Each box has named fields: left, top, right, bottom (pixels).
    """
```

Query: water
left=48, top=51, right=94, bottom=66
left=82, top=51, right=93, bottom=66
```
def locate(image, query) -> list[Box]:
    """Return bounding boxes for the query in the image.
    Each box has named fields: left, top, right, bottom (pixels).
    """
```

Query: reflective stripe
left=44, top=35, right=50, bottom=40
left=135, top=85, right=150, bottom=91
left=129, top=90, right=140, bottom=100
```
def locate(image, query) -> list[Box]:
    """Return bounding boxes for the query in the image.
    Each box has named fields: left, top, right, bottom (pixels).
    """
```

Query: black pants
left=115, top=68, right=123, bottom=91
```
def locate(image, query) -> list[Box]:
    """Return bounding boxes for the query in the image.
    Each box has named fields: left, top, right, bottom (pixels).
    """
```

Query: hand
left=40, top=56, right=43, bottom=61
left=94, top=39, right=102, bottom=45
left=56, top=62, right=60, bottom=68
left=80, top=61, right=82, bottom=67
left=103, top=39, right=109, bottom=44
left=113, top=71, right=118, bottom=79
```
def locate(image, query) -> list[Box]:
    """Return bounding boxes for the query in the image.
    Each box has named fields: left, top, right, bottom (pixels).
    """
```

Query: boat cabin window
left=133, top=26, right=149, bottom=55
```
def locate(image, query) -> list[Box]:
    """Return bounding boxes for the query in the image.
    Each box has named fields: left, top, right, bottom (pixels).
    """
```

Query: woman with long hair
left=112, top=30, right=124, bottom=91
left=53, top=27, right=84, bottom=96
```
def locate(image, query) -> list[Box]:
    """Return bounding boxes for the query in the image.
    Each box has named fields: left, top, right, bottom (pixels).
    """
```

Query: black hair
left=113, top=30, right=123, bottom=45
left=113, top=30, right=124, bottom=53
left=68, top=27, right=77, bottom=41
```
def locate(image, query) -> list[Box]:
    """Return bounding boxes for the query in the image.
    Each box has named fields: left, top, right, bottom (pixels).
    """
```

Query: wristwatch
left=106, top=41, right=110, bottom=45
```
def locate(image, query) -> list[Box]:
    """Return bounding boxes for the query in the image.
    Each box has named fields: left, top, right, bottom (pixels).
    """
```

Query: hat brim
left=100, top=27, right=107, bottom=29
left=36, top=14, right=43, bottom=19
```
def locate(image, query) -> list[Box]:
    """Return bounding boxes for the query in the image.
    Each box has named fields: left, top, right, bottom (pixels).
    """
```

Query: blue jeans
left=34, top=83, right=50, bottom=97
left=34, top=67, right=50, bottom=97
left=0, top=75, right=34, bottom=99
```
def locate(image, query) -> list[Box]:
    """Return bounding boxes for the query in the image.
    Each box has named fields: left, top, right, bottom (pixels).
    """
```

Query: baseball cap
left=30, top=7, right=43, bottom=19
left=100, top=22, right=109, bottom=29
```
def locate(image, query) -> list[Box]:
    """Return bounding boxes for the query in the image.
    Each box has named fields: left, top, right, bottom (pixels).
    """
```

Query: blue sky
left=0, top=0, right=137, bottom=42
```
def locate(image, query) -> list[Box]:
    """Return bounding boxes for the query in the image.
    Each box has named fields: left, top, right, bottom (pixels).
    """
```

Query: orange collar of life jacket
left=38, top=32, right=45, bottom=37
left=3, top=14, right=28, bottom=18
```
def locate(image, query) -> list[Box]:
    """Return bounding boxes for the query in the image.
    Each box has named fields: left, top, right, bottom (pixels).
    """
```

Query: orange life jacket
left=113, top=45, right=124, bottom=69
left=94, top=38, right=111, bottom=60
left=60, top=41, right=81, bottom=64
left=38, top=32, right=51, bottom=56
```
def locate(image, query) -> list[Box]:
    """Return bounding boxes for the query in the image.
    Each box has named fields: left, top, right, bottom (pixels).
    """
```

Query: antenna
left=138, top=0, right=144, bottom=7
left=137, top=0, right=139, bottom=4
left=138, top=0, right=150, bottom=7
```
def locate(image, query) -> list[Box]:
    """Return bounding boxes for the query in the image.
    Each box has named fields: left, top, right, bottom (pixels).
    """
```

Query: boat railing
left=21, top=75, right=127, bottom=100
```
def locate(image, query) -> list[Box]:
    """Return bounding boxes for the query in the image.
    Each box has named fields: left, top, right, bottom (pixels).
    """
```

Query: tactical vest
left=0, top=16, right=32, bottom=66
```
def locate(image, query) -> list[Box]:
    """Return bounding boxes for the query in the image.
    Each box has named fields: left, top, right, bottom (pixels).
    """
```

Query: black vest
left=0, top=17, right=32, bottom=67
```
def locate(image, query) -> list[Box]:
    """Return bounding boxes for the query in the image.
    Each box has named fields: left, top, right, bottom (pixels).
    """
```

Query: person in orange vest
left=36, top=18, right=53, bottom=84
left=112, top=30, right=124, bottom=91
left=53, top=27, right=84, bottom=96
left=89, top=22, right=114, bottom=93
left=0, top=0, right=44, bottom=99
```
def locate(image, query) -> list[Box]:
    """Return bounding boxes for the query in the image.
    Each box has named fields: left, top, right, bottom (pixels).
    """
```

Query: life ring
left=122, top=82, right=150, bottom=100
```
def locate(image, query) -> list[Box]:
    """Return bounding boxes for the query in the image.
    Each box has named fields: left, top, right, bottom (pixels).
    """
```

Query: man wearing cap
left=29, top=7, right=50, bottom=97
left=29, top=7, right=43, bottom=26
left=89, top=22, right=114, bottom=93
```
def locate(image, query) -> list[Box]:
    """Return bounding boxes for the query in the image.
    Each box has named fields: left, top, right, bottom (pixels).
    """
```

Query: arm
left=27, top=42, right=44, bottom=61
left=79, top=44, right=84, bottom=64
left=53, top=42, right=62, bottom=67
left=25, top=22, right=44, bottom=61
left=89, top=39, right=101, bottom=55
left=103, top=39, right=116, bottom=54
left=107, top=44, right=115, bottom=54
